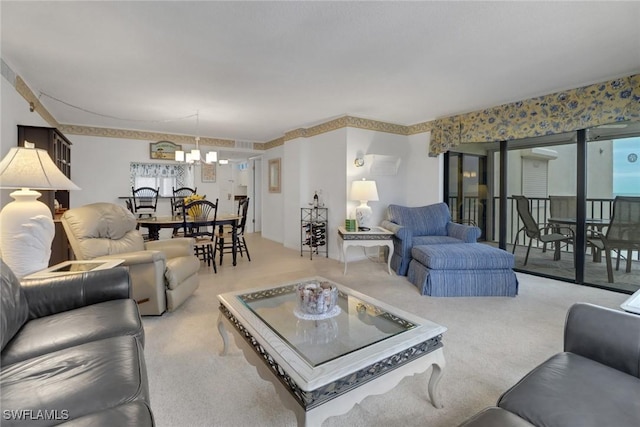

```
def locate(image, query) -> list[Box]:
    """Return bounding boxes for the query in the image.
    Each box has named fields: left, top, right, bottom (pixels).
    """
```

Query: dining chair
left=549, top=195, right=576, bottom=220
left=216, top=197, right=251, bottom=266
left=512, top=195, right=575, bottom=265
left=125, top=198, right=135, bottom=214
left=132, top=186, right=160, bottom=218
left=588, top=196, right=640, bottom=282
left=171, top=186, right=197, bottom=216
left=181, top=198, right=219, bottom=272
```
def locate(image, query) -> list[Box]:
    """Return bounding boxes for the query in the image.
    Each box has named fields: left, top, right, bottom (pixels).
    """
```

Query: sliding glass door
left=584, top=125, right=640, bottom=292
left=448, top=121, right=640, bottom=295
left=446, top=153, right=487, bottom=240
left=501, top=135, right=577, bottom=282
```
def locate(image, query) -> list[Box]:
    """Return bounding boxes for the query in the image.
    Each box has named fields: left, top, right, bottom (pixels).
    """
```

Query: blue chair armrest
left=447, top=222, right=481, bottom=242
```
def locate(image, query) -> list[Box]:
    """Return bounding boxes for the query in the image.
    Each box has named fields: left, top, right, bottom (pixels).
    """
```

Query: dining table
left=137, top=214, right=243, bottom=266
left=548, top=217, right=610, bottom=262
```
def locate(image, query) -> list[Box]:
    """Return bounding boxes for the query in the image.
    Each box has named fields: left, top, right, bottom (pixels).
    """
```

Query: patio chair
left=549, top=195, right=576, bottom=221
left=512, top=195, right=575, bottom=265
left=132, top=186, right=159, bottom=218
left=588, top=196, right=640, bottom=283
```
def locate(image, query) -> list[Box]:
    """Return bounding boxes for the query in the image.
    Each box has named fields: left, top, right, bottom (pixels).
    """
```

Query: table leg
left=554, top=241, right=561, bottom=261
left=385, top=242, right=393, bottom=275
left=232, top=220, right=238, bottom=266
left=343, top=242, right=349, bottom=275
left=427, top=349, right=446, bottom=409
left=148, top=225, right=160, bottom=241
left=217, top=312, right=230, bottom=356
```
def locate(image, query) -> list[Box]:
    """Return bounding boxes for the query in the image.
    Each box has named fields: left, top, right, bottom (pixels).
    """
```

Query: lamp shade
left=350, top=179, right=379, bottom=202
left=0, top=146, right=80, bottom=190
left=205, top=151, right=218, bottom=163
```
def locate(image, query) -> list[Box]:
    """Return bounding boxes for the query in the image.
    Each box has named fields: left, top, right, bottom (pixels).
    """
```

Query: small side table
left=621, top=288, right=640, bottom=315
left=23, top=259, right=125, bottom=279
left=338, top=226, right=394, bottom=275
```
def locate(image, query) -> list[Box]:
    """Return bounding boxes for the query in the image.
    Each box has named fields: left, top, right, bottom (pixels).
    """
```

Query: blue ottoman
left=407, top=243, right=518, bottom=297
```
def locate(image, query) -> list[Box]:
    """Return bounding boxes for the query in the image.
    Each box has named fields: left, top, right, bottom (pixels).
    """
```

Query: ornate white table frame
left=216, top=279, right=446, bottom=427
left=338, top=226, right=394, bottom=275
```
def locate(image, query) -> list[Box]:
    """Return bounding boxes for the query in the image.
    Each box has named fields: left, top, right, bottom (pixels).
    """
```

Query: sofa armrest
left=20, top=267, right=132, bottom=320
left=564, top=303, right=640, bottom=378
left=381, top=220, right=411, bottom=241
left=447, top=222, right=481, bottom=242
left=97, top=250, right=166, bottom=266
left=145, top=238, right=195, bottom=259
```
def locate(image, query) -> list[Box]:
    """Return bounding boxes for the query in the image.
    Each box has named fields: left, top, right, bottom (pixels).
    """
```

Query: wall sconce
left=354, top=157, right=365, bottom=167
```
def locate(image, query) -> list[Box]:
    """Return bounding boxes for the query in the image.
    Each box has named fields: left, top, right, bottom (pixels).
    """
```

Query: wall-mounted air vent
left=235, top=140, right=253, bottom=150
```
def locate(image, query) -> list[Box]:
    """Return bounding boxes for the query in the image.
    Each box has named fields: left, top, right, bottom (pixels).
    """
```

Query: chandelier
left=175, top=111, right=217, bottom=165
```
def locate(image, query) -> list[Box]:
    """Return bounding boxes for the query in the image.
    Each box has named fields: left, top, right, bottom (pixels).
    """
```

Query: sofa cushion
left=58, top=401, right=154, bottom=427
left=498, top=352, right=640, bottom=427
left=0, top=259, right=28, bottom=352
left=0, top=336, right=148, bottom=427
left=1, top=299, right=144, bottom=366
left=412, top=243, right=514, bottom=270
left=387, top=203, right=450, bottom=236
left=413, top=235, right=462, bottom=246
left=61, top=203, right=145, bottom=260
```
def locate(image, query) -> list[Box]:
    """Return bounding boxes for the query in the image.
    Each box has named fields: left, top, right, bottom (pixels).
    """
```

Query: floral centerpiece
left=183, top=194, right=205, bottom=218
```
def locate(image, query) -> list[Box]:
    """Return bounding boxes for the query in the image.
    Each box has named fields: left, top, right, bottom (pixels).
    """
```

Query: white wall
left=305, top=129, right=347, bottom=259
left=1, top=75, right=51, bottom=207
left=70, top=135, right=228, bottom=211
left=261, top=127, right=442, bottom=261
left=406, top=132, right=442, bottom=206
left=261, top=145, right=284, bottom=243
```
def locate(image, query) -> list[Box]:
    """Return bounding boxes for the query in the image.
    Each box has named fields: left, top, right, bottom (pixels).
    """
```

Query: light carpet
left=142, top=234, right=628, bottom=426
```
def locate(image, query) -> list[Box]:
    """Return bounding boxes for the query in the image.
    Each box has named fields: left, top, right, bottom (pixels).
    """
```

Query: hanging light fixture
left=175, top=111, right=217, bottom=166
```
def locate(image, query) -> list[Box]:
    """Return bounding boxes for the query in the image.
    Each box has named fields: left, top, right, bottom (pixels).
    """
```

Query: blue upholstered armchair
left=381, top=203, right=481, bottom=276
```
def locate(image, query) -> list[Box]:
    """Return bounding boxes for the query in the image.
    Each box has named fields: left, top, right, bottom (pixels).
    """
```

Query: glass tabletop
left=238, top=280, right=417, bottom=367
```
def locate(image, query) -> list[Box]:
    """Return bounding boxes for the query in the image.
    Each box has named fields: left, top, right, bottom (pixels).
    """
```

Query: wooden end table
left=338, top=226, right=394, bottom=275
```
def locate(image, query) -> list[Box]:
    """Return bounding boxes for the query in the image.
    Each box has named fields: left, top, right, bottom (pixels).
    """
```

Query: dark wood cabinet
left=17, top=125, right=73, bottom=265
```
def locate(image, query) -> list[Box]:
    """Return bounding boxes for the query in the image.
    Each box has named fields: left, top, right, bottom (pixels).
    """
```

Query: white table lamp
left=0, top=143, right=80, bottom=278
left=351, top=179, right=379, bottom=230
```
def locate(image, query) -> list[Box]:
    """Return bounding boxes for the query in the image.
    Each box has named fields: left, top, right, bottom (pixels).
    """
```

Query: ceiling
left=2, top=1, right=640, bottom=146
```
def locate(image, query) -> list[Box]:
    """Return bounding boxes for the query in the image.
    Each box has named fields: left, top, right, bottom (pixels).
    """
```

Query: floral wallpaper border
left=429, top=74, right=640, bottom=156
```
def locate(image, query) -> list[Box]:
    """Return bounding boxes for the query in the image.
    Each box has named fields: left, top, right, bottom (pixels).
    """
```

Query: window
left=130, top=163, right=187, bottom=196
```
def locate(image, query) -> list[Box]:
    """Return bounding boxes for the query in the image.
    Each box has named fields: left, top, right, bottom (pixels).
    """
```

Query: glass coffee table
left=217, top=277, right=447, bottom=426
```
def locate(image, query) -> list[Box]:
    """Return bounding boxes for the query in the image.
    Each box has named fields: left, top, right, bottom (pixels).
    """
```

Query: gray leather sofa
left=460, top=303, right=640, bottom=427
left=0, top=259, right=154, bottom=426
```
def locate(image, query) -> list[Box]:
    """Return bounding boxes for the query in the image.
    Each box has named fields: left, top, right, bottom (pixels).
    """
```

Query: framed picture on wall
left=201, top=162, right=216, bottom=183
left=150, top=141, right=182, bottom=160
left=269, top=158, right=281, bottom=193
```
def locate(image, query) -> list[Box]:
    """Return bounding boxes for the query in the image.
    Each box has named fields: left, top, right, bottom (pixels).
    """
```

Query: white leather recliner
left=61, top=202, right=200, bottom=315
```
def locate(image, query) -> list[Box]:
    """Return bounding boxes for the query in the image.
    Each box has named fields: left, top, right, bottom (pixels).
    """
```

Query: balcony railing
left=448, top=196, right=615, bottom=249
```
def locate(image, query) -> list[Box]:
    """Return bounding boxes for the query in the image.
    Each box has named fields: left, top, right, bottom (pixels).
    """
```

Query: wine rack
left=300, top=207, right=328, bottom=259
